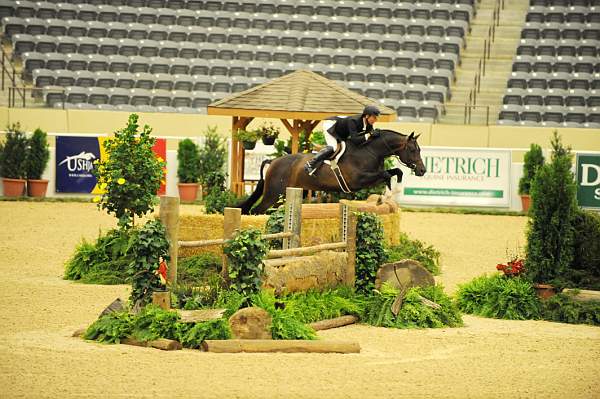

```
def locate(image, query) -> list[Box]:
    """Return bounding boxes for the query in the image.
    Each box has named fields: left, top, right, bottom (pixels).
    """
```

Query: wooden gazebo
left=207, top=70, right=396, bottom=195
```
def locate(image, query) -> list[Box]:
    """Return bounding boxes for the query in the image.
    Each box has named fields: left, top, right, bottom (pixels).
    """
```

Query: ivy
left=93, top=114, right=165, bottom=229
left=265, top=205, right=286, bottom=249
left=223, top=229, right=268, bottom=301
left=355, top=212, right=387, bottom=294
left=128, top=220, right=170, bottom=307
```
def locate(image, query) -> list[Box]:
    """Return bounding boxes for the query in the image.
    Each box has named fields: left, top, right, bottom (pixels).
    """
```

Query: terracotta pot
left=520, top=194, right=531, bottom=212
left=27, top=179, right=49, bottom=198
left=242, top=140, right=257, bottom=150
left=2, top=178, right=26, bottom=197
left=177, top=183, right=199, bottom=202
left=533, top=283, right=556, bottom=300
left=261, top=136, right=276, bottom=146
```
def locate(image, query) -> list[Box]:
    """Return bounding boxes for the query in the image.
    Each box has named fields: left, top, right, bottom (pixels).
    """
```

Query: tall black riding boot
left=304, top=146, right=335, bottom=176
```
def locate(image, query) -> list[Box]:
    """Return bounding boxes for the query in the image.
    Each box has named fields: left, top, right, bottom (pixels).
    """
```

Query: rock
left=98, top=298, right=126, bottom=318
left=375, top=259, right=435, bottom=291
left=229, top=307, right=273, bottom=340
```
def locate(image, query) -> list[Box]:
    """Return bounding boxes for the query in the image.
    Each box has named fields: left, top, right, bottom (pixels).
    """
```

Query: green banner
left=576, top=154, right=600, bottom=210
left=404, top=188, right=504, bottom=198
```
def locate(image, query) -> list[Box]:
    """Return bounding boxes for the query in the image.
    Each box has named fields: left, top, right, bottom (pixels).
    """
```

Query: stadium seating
left=0, top=0, right=480, bottom=120
left=498, top=1, right=599, bottom=128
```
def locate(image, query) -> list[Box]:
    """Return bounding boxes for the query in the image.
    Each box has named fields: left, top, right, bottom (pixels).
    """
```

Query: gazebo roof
left=207, top=70, right=397, bottom=122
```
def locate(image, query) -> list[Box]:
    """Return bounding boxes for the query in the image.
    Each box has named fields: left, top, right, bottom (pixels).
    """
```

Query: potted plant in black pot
left=0, top=123, right=28, bottom=197
left=259, top=123, right=280, bottom=146
left=26, top=127, right=50, bottom=198
left=235, top=128, right=258, bottom=150
left=177, top=138, right=201, bottom=202
left=518, top=143, right=544, bottom=212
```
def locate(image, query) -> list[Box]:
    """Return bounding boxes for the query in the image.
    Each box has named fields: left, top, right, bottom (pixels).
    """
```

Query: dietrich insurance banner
left=396, top=147, right=512, bottom=207
left=55, top=136, right=166, bottom=194
left=576, top=153, right=600, bottom=211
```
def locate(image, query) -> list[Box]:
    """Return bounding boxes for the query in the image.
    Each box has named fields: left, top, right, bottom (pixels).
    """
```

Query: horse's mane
left=379, top=129, right=407, bottom=137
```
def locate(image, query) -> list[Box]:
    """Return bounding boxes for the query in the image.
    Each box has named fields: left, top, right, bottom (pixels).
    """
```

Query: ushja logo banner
left=55, top=136, right=166, bottom=194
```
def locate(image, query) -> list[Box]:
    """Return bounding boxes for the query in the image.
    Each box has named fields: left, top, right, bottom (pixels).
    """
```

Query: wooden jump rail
left=159, top=187, right=358, bottom=288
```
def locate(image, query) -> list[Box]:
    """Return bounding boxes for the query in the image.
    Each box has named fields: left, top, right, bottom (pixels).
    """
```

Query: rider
left=304, top=105, right=381, bottom=176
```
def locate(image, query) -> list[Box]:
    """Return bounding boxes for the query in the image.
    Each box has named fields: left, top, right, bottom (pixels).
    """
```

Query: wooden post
left=345, top=205, right=358, bottom=287
left=222, top=207, right=241, bottom=281
left=152, top=291, right=170, bottom=310
left=160, top=196, right=179, bottom=288
left=283, top=187, right=303, bottom=249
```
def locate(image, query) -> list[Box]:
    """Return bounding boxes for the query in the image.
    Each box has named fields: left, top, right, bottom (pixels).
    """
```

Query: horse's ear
left=415, top=133, right=421, bottom=140
left=408, top=131, right=414, bottom=139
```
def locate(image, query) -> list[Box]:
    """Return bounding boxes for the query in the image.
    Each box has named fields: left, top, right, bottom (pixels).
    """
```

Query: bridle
left=380, top=131, right=417, bottom=172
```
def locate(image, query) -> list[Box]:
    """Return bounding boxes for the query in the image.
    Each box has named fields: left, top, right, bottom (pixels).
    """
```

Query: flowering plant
left=496, top=257, right=525, bottom=277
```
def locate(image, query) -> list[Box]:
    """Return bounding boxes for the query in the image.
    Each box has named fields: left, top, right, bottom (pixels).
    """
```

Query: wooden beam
left=562, top=289, right=600, bottom=302
left=121, top=337, right=182, bottom=351
left=230, top=116, right=253, bottom=195
left=201, top=339, right=360, bottom=353
left=267, top=241, right=347, bottom=258
left=309, top=316, right=358, bottom=331
left=177, top=308, right=227, bottom=323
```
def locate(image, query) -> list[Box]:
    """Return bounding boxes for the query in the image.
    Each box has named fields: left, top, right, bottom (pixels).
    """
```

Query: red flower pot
left=27, top=179, right=49, bottom=198
left=533, top=283, right=556, bottom=300
left=2, top=178, right=26, bottom=197
left=520, top=194, right=531, bottom=212
left=178, top=183, right=199, bottom=202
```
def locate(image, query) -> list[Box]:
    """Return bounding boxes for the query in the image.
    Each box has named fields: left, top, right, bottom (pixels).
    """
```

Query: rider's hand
left=371, top=129, right=381, bottom=138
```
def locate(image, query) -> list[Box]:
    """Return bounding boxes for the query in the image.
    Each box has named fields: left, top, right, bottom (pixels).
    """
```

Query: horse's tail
left=237, top=159, right=272, bottom=215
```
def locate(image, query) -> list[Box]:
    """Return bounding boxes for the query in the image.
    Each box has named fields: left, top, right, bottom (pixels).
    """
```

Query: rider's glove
left=371, top=129, right=381, bottom=138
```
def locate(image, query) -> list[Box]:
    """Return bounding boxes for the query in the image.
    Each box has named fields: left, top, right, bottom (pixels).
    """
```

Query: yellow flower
left=117, top=178, right=126, bottom=185
left=92, top=196, right=101, bottom=203
left=100, top=182, right=107, bottom=190
left=160, top=180, right=166, bottom=185
left=157, top=156, right=164, bottom=162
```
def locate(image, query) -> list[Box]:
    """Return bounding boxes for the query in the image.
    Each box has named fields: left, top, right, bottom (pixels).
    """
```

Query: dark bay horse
left=238, top=130, right=426, bottom=214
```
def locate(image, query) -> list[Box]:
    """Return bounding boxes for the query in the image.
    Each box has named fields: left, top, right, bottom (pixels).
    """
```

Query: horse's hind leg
left=250, top=184, right=285, bottom=214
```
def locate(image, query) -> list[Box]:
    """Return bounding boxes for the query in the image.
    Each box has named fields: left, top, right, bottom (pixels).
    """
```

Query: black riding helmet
left=362, top=105, right=381, bottom=117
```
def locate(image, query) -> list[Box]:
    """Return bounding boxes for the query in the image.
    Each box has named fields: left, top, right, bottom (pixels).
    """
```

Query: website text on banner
left=55, top=136, right=166, bottom=194
left=395, top=147, right=512, bottom=207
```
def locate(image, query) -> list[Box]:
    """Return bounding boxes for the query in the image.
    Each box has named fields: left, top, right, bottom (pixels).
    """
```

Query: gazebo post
left=230, top=116, right=253, bottom=195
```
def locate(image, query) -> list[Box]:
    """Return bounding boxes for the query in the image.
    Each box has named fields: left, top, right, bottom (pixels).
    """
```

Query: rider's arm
left=348, top=119, right=371, bottom=145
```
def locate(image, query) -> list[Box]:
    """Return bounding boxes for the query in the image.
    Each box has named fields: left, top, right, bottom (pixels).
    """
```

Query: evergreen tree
left=526, top=131, right=577, bottom=283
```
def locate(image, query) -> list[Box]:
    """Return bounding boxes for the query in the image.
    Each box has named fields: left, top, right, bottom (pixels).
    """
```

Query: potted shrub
left=177, top=138, right=201, bottom=202
left=259, top=123, right=280, bottom=146
left=26, top=128, right=50, bottom=198
left=518, top=143, right=544, bottom=212
left=235, top=128, right=258, bottom=150
left=0, top=123, right=28, bottom=197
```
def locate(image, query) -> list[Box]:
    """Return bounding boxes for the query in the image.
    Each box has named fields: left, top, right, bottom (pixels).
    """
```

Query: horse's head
left=383, top=130, right=426, bottom=176
left=397, top=132, right=426, bottom=176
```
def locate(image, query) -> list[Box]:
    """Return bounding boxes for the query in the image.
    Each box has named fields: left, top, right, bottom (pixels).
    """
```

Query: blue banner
left=55, top=136, right=101, bottom=193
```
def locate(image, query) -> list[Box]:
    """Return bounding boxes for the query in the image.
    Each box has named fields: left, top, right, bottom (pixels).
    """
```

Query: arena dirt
left=1, top=202, right=598, bottom=398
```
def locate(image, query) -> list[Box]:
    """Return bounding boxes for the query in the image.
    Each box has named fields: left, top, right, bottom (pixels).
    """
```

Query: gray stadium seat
left=87, top=87, right=110, bottom=105
left=75, top=71, right=95, bottom=87
left=114, top=71, right=135, bottom=89
left=107, top=54, right=128, bottom=72
left=134, top=72, right=155, bottom=90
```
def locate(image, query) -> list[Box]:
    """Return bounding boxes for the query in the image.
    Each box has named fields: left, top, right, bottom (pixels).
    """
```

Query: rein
left=380, top=132, right=417, bottom=171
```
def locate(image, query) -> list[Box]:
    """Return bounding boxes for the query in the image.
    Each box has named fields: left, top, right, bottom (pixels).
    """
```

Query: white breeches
left=323, top=119, right=338, bottom=148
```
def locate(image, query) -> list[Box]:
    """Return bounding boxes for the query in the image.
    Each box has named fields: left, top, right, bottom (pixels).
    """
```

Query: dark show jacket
left=326, top=114, right=374, bottom=146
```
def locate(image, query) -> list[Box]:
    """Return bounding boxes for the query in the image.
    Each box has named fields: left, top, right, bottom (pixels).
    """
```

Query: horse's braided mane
left=379, top=129, right=407, bottom=137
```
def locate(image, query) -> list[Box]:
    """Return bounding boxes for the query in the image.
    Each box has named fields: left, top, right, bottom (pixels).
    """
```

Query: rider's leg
left=304, top=124, right=337, bottom=175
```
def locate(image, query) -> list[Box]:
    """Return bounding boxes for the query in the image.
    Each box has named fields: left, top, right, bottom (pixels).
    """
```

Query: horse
left=238, top=130, right=426, bottom=214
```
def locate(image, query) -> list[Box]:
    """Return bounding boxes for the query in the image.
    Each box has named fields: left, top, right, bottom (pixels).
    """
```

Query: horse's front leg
left=383, top=168, right=403, bottom=189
